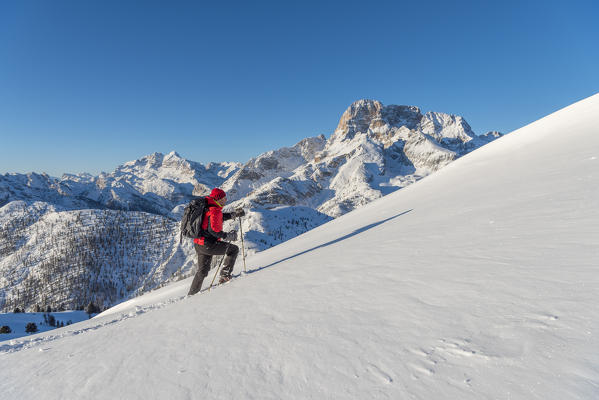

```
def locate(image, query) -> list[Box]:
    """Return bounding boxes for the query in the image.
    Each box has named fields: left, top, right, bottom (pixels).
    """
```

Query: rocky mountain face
left=0, top=99, right=502, bottom=312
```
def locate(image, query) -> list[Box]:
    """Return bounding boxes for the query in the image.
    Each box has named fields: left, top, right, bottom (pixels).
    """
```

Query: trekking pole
left=209, top=242, right=231, bottom=290
left=238, top=216, right=247, bottom=273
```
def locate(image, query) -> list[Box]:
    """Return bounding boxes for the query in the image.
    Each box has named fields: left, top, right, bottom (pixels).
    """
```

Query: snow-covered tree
left=25, top=322, right=38, bottom=333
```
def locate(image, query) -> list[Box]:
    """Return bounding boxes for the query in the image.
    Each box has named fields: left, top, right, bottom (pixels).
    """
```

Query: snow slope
left=0, top=94, right=598, bottom=399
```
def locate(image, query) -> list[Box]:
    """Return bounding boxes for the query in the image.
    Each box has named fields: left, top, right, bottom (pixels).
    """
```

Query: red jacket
left=194, top=197, right=233, bottom=245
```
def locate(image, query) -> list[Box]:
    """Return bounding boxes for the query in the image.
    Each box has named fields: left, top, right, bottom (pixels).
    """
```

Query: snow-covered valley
left=0, top=94, right=597, bottom=399
left=0, top=310, right=92, bottom=341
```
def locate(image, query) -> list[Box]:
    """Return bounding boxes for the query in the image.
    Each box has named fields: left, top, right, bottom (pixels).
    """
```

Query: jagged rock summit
left=332, top=99, right=489, bottom=152
left=333, top=99, right=422, bottom=142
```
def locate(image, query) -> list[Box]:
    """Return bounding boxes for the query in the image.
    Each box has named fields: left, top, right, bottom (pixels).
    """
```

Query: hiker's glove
left=234, top=209, right=246, bottom=218
left=225, top=230, right=238, bottom=241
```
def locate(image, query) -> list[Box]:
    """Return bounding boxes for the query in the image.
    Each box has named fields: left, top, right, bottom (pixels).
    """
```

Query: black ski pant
left=188, top=241, right=239, bottom=295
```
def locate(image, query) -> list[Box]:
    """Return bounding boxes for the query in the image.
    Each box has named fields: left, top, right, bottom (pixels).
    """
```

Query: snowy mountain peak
left=123, top=151, right=181, bottom=169
left=293, top=135, right=327, bottom=161
left=419, top=111, right=476, bottom=143
left=222, top=136, right=327, bottom=200
left=329, top=99, right=498, bottom=160
left=332, top=99, right=426, bottom=144
left=334, top=99, right=385, bottom=141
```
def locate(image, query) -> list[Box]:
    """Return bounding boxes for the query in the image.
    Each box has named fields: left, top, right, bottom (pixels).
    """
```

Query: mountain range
left=0, top=99, right=501, bottom=311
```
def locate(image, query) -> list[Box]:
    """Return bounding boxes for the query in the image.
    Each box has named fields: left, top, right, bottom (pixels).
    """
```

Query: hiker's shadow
left=247, top=209, right=413, bottom=274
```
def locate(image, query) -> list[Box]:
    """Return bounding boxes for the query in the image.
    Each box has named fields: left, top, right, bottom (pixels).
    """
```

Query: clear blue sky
left=1, top=0, right=597, bottom=176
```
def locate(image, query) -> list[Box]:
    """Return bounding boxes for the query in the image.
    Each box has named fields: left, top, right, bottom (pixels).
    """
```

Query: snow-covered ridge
left=0, top=151, right=240, bottom=215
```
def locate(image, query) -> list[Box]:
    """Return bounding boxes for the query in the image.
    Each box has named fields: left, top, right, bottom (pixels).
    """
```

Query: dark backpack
left=180, top=197, right=208, bottom=242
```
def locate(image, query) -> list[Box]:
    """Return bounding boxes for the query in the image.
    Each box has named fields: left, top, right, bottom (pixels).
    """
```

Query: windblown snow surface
left=1, top=94, right=598, bottom=399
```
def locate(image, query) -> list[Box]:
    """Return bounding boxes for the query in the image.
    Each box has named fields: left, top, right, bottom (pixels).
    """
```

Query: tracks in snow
left=0, top=295, right=186, bottom=354
left=0, top=270, right=250, bottom=354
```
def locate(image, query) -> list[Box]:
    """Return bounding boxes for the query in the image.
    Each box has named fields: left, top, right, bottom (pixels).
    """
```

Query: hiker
left=188, top=188, right=245, bottom=295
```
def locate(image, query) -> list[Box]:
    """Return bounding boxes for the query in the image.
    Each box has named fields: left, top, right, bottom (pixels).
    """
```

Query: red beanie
left=210, top=188, right=226, bottom=200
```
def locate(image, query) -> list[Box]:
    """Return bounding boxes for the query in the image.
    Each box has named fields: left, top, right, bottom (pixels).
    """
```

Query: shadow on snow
left=246, top=209, right=413, bottom=274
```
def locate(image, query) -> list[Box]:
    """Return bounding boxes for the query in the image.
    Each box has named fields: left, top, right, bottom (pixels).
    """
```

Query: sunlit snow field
left=1, top=94, right=598, bottom=399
